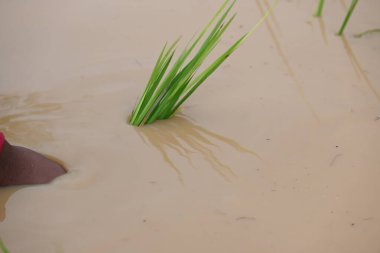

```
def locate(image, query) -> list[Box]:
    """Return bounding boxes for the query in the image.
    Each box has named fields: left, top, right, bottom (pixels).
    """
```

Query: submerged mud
left=0, top=0, right=380, bottom=252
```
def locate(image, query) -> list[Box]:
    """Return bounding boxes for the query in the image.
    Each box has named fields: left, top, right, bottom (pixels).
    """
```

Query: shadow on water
left=0, top=186, right=23, bottom=222
left=263, top=0, right=282, bottom=33
left=340, top=0, right=347, bottom=10
left=0, top=93, right=62, bottom=223
left=255, top=0, right=319, bottom=121
left=136, top=115, right=261, bottom=183
left=341, top=36, right=380, bottom=102
left=0, top=93, right=62, bottom=145
left=317, top=18, right=328, bottom=45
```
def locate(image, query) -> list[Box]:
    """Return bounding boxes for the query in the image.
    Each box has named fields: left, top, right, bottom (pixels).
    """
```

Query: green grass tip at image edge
left=0, top=239, right=9, bottom=253
left=128, top=0, right=277, bottom=127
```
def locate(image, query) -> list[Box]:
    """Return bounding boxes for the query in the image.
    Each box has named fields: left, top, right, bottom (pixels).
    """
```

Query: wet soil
left=0, top=0, right=379, bottom=252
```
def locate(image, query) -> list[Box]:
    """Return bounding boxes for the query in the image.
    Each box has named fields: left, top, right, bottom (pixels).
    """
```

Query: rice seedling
left=129, top=0, right=275, bottom=126
left=314, top=0, right=325, bottom=17
left=337, top=0, right=359, bottom=36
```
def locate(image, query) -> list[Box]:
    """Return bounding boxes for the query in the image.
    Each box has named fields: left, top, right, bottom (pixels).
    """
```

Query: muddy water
left=0, top=0, right=380, bottom=252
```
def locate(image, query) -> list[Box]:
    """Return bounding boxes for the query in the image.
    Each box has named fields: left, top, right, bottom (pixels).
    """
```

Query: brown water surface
left=0, top=0, right=379, bottom=252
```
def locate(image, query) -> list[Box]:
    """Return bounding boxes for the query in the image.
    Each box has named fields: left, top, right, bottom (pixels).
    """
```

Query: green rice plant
left=337, top=0, right=359, bottom=36
left=314, top=0, right=325, bottom=17
left=0, top=239, right=9, bottom=253
left=129, top=0, right=274, bottom=126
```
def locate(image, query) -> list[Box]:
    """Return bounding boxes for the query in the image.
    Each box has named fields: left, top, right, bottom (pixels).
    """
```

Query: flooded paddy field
left=0, top=0, right=379, bottom=252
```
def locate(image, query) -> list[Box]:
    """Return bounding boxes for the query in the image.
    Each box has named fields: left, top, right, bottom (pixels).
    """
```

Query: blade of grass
left=171, top=36, right=247, bottom=115
left=129, top=43, right=167, bottom=123
left=147, top=74, right=195, bottom=124
left=131, top=49, right=176, bottom=124
left=130, top=38, right=180, bottom=124
left=314, top=0, right=325, bottom=17
left=337, top=0, right=359, bottom=36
